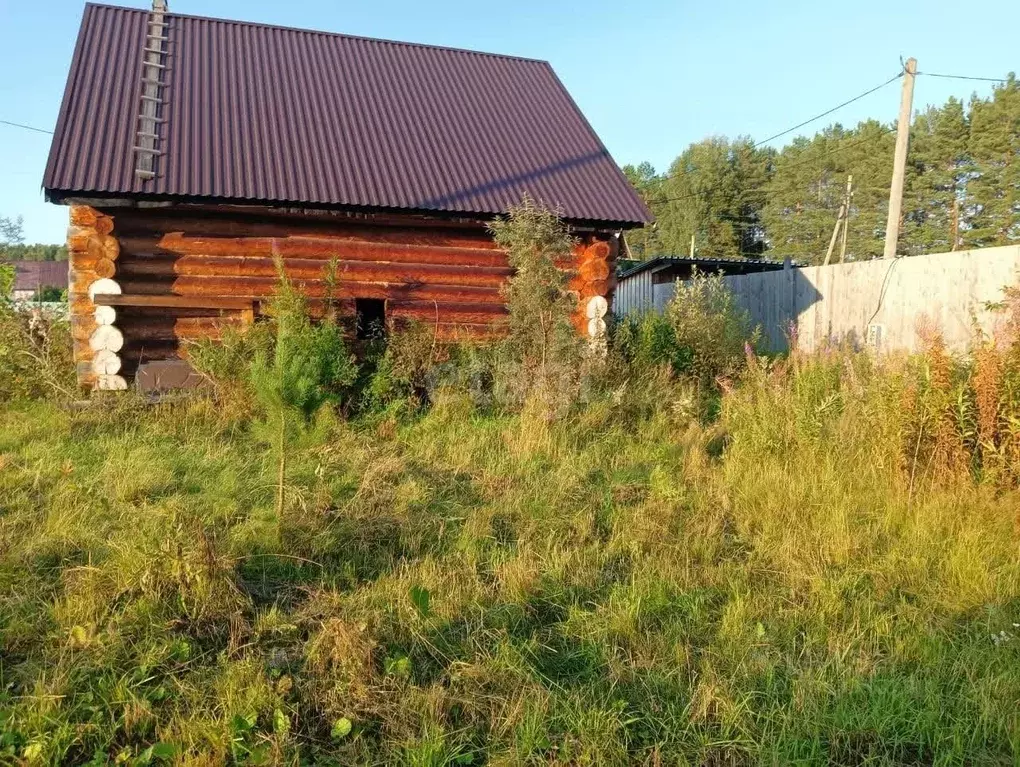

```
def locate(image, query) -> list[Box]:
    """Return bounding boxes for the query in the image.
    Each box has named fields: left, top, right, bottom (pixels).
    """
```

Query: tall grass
left=2, top=334, right=1020, bottom=764
left=2, top=235, right=1020, bottom=763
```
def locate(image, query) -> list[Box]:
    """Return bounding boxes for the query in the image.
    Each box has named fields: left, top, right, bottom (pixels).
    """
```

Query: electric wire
left=647, top=126, right=895, bottom=208
left=916, top=71, right=1009, bottom=83
left=750, top=72, right=903, bottom=149
left=0, top=119, right=53, bottom=135
left=644, top=66, right=1011, bottom=211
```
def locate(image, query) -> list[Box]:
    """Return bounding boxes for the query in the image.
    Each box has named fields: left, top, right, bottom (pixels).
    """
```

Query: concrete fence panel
left=637, top=246, right=1020, bottom=354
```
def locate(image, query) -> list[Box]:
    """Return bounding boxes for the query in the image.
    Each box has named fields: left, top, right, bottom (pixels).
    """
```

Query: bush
left=488, top=197, right=583, bottom=416
left=360, top=320, right=439, bottom=411
left=188, top=322, right=274, bottom=407
left=613, top=269, right=758, bottom=389
left=612, top=311, right=692, bottom=375
left=0, top=266, right=75, bottom=401
left=664, top=269, right=759, bottom=384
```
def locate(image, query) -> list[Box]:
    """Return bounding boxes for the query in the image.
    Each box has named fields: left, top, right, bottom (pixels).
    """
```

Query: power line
left=751, top=72, right=903, bottom=149
left=0, top=119, right=53, bottom=135
left=647, top=126, right=895, bottom=207
left=642, top=73, right=901, bottom=209
left=916, top=71, right=1009, bottom=84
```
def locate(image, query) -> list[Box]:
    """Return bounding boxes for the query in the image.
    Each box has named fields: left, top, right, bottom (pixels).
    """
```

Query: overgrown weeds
left=0, top=264, right=75, bottom=402
left=4, top=223, right=1020, bottom=764
left=614, top=269, right=759, bottom=392
left=3, top=335, right=1020, bottom=763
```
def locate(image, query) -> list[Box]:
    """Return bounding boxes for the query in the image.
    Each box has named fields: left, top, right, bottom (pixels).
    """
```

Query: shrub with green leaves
left=488, top=196, right=582, bottom=415
left=664, top=269, right=758, bottom=384
left=614, top=269, right=758, bottom=388
left=612, top=311, right=692, bottom=375
left=361, top=320, right=439, bottom=411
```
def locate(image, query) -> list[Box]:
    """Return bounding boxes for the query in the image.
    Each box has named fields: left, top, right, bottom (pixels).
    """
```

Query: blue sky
left=1, top=0, right=1018, bottom=243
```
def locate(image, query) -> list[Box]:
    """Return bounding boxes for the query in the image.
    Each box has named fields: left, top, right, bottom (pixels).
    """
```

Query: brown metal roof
left=43, top=4, right=652, bottom=227
left=3, top=261, right=69, bottom=292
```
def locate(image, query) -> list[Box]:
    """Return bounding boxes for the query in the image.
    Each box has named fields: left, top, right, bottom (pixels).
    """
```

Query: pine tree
left=762, top=123, right=895, bottom=263
left=966, top=75, right=1020, bottom=247
left=901, top=98, right=969, bottom=254
left=656, top=137, right=769, bottom=259
left=250, top=263, right=358, bottom=514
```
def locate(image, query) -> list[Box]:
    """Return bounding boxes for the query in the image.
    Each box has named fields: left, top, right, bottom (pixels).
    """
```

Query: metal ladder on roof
left=134, top=0, right=169, bottom=181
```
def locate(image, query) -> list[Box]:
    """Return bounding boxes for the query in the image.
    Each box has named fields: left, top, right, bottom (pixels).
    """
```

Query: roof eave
left=45, top=188, right=650, bottom=230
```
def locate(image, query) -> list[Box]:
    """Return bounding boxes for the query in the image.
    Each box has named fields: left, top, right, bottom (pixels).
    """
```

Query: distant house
left=42, top=2, right=651, bottom=390
left=614, top=255, right=788, bottom=315
left=2, top=261, right=69, bottom=301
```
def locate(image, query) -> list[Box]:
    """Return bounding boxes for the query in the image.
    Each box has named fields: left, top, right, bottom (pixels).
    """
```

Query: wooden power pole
left=823, top=174, right=853, bottom=266
left=882, top=58, right=917, bottom=259
left=839, top=174, right=853, bottom=263
left=824, top=199, right=846, bottom=266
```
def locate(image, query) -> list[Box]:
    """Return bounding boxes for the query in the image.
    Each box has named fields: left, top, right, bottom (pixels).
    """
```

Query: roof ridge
left=83, top=2, right=551, bottom=65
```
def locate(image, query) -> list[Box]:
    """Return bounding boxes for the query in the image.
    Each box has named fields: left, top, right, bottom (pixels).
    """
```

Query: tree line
left=623, top=74, right=1019, bottom=265
left=0, top=216, right=68, bottom=261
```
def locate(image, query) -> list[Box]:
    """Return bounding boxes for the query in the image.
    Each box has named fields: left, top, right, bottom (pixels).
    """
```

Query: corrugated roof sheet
left=3, top=261, right=69, bottom=291
left=43, top=4, right=652, bottom=227
left=618, top=256, right=790, bottom=280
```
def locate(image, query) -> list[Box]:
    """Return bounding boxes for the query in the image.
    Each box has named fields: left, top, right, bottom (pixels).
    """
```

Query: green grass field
left=2, top=349, right=1019, bottom=765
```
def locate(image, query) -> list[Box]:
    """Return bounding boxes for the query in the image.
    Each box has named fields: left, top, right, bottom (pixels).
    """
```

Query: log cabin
left=42, top=2, right=651, bottom=390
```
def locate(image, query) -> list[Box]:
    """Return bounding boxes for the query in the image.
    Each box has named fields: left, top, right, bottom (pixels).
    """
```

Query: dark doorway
left=355, top=298, right=386, bottom=340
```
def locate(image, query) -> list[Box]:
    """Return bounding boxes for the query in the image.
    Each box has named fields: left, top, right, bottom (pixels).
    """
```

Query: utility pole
left=823, top=174, right=853, bottom=266
left=823, top=200, right=846, bottom=266
left=882, top=58, right=917, bottom=259
left=839, top=174, right=853, bottom=263
left=690, top=233, right=696, bottom=258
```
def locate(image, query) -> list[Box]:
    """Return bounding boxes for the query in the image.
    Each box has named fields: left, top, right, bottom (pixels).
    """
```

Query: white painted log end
left=91, top=349, right=122, bottom=376
left=585, top=295, right=608, bottom=320
left=89, top=324, right=124, bottom=353
left=96, top=374, right=128, bottom=391
left=87, top=278, right=122, bottom=301
left=94, top=305, right=117, bottom=326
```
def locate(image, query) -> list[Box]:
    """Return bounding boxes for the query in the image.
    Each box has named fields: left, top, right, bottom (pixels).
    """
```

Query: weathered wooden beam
left=113, top=276, right=504, bottom=304
left=388, top=300, right=508, bottom=325
left=111, top=213, right=501, bottom=249
left=93, top=293, right=255, bottom=310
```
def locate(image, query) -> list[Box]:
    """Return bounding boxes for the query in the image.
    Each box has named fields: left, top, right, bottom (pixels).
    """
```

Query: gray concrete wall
left=627, top=246, right=1020, bottom=354
left=730, top=246, right=1020, bottom=353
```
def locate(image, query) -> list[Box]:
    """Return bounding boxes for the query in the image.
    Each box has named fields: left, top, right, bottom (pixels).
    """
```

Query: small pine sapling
left=250, top=259, right=358, bottom=514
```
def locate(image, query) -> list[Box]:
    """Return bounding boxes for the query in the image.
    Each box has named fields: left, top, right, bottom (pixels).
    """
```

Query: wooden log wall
left=67, top=206, right=127, bottom=390
left=66, top=205, right=619, bottom=388
left=570, top=237, right=618, bottom=336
